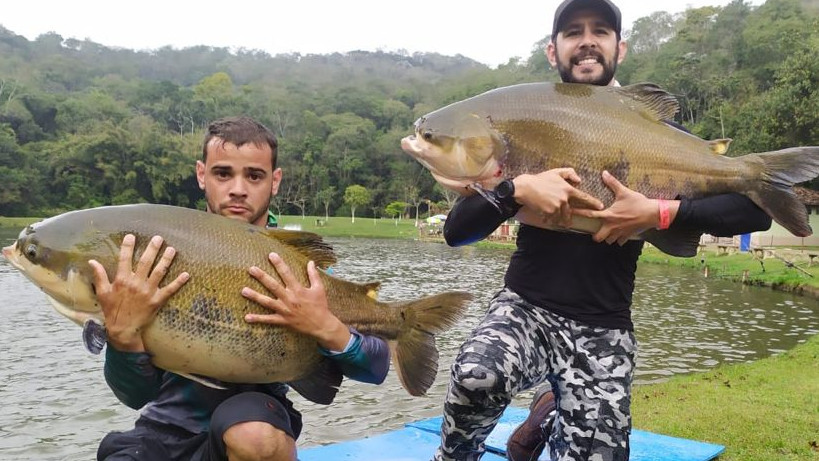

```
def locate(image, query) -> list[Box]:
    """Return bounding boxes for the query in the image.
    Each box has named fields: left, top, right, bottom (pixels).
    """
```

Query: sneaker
left=506, top=387, right=556, bottom=461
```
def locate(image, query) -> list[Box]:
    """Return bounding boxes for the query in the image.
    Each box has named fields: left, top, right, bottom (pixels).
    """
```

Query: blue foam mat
left=300, top=406, right=725, bottom=460
left=298, top=426, right=505, bottom=461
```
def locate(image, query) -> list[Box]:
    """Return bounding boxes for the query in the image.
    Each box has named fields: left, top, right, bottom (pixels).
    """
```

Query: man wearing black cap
left=432, top=0, right=771, bottom=460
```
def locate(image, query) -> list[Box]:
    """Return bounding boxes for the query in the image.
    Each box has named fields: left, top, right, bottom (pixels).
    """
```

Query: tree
left=344, top=184, right=371, bottom=223
left=315, top=186, right=336, bottom=220
left=385, top=201, right=408, bottom=225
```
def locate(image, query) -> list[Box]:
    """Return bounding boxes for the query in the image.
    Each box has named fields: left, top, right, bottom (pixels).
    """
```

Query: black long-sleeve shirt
left=444, top=192, right=772, bottom=330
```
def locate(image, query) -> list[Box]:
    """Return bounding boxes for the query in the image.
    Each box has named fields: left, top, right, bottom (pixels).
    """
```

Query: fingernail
left=151, top=235, right=162, bottom=245
left=241, top=287, right=251, bottom=296
left=249, top=266, right=259, bottom=275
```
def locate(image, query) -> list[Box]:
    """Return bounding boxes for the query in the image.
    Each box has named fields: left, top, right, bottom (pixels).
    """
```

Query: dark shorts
left=97, top=392, right=302, bottom=461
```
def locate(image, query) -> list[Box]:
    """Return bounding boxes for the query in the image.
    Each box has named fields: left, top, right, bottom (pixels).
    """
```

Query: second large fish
left=1, top=204, right=472, bottom=403
left=401, top=82, right=819, bottom=256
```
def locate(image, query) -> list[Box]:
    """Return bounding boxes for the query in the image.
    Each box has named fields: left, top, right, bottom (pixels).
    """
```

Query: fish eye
left=423, top=131, right=434, bottom=141
left=25, top=243, right=37, bottom=259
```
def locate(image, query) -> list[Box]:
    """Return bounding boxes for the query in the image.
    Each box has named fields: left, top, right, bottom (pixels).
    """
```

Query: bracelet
left=657, top=199, right=671, bottom=230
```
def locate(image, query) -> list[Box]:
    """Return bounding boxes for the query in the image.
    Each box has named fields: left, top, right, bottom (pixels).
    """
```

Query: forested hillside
left=0, top=0, right=817, bottom=218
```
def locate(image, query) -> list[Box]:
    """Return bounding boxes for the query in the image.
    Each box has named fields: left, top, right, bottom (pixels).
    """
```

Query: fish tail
left=746, top=147, right=819, bottom=237
left=389, top=291, right=472, bottom=396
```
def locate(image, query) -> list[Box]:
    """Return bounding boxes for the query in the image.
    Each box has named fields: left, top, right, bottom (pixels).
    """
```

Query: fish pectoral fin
left=262, top=229, right=337, bottom=270
left=288, top=359, right=342, bottom=405
left=642, top=228, right=703, bottom=258
left=708, top=139, right=732, bottom=155
left=172, top=372, right=227, bottom=390
left=361, top=281, right=381, bottom=299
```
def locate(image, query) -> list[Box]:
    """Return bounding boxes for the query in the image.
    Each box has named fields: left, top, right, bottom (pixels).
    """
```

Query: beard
left=555, top=48, right=619, bottom=86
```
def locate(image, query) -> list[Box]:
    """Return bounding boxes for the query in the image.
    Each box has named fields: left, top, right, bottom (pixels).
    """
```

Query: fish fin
left=173, top=372, right=228, bottom=390
left=388, top=291, right=472, bottom=396
left=708, top=139, right=732, bottom=155
left=745, top=147, right=819, bottom=237
left=469, top=183, right=502, bottom=212
left=642, top=228, right=702, bottom=257
left=362, top=281, right=381, bottom=299
left=616, top=83, right=680, bottom=122
left=347, top=280, right=381, bottom=299
left=262, top=229, right=337, bottom=269
left=288, top=359, right=343, bottom=405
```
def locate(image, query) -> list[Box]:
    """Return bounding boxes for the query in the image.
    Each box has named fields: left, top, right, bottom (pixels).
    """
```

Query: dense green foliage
left=1, top=0, right=818, bottom=218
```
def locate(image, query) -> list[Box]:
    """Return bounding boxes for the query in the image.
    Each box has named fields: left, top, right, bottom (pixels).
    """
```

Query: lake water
left=1, top=228, right=817, bottom=459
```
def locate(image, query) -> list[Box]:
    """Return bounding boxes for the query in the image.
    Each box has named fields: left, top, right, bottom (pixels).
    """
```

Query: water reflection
left=0, top=228, right=817, bottom=458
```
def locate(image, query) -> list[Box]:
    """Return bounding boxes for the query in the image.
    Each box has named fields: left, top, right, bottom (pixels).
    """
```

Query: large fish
left=401, top=82, right=819, bottom=257
left=1, top=204, right=472, bottom=403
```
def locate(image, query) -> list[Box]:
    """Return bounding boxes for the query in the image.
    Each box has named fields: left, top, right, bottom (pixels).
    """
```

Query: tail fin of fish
left=389, top=291, right=472, bottom=396
left=745, top=147, right=819, bottom=237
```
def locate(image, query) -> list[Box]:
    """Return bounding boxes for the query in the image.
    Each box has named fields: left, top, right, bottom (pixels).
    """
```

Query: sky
left=3, top=0, right=765, bottom=68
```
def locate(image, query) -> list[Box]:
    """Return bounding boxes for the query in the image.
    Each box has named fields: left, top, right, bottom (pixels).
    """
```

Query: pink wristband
left=657, top=199, right=671, bottom=230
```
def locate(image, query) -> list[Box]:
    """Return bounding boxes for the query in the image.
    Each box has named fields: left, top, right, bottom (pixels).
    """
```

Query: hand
left=89, top=234, right=190, bottom=352
left=243, top=253, right=351, bottom=351
left=515, top=168, right=604, bottom=227
left=572, top=171, right=662, bottom=245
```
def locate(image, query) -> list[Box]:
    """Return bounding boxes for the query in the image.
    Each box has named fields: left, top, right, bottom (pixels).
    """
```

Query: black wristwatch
left=494, top=179, right=522, bottom=216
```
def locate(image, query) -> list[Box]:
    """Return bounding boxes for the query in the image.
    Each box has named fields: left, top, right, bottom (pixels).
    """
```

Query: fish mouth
left=1, top=244, right=22, bottom=270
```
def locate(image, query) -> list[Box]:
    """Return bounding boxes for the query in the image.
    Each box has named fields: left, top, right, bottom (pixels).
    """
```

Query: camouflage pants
left=434, top=288, right=636, bottom=461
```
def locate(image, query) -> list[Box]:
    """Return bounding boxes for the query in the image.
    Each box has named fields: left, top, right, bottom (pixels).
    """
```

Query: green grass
left=632, top=333, right=819, bottom=460
left=278, top=215, right=425, bottom=239
left=0, top=216, right=39, bottom=227
left=639, top=246, right=819, bottom=295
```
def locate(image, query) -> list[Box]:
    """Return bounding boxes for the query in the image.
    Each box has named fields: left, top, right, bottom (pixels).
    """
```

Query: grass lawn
left=632, top=333, right=819, bottom=460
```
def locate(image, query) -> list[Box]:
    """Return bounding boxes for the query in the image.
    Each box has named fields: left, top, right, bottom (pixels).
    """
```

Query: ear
left=195, top=160, right=206, bottom=190
left=546, top=41, right=558, bottom=67
left=270, top=167, right=283, bottom=196
left=617, top=40, right=628, bottom=64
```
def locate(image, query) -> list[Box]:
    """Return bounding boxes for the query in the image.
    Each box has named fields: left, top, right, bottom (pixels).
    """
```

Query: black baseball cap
left=552, top=0, right=622, bottom=36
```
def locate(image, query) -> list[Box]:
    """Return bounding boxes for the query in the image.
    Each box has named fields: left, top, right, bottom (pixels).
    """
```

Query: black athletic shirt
left=444, top=193, right=772, bottom=330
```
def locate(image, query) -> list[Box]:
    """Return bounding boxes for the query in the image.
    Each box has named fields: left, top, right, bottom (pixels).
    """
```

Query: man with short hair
left=93, top=116, right=390, bottom=461
left=433, top=1, right=771, bottom=460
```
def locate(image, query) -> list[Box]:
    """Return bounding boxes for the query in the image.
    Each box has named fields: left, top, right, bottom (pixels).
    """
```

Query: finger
left=242, top=286, right=285, bottom=313
left=592, top=225, right=611, bottom=243
left=245, top=312, right=286, bottom=325
left=158, top=272, right=190, bottom=299
left=601, top=170, right=626, bottom=195
left=554, top=168, right=580, bottom=184
left=558, top=202, right=572, bottom=228
left=88, top=259, right=111, bottom=293
left=268, top=253, right=299, bottom=289
left=135, top=236, right=164, bottom=279
left=248, top=266, right=285, bottom=299
left=306, top=261, right=324, bottom=291
left=148, top=246, right=177, bottom=286
left=569, top=189, right=605, bottom=210
left=572, top=208, right=602, bottom=219
left=117, top=234, right=137, bottom=275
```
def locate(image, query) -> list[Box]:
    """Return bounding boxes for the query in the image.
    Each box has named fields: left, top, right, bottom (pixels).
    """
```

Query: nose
left=579, top=29, right=597, bottom=48
left=228, top=177, right=249, bottom=197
